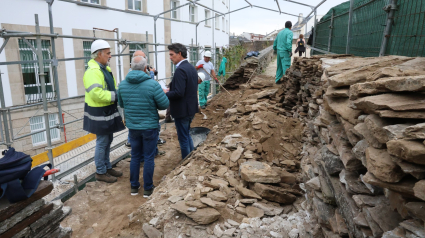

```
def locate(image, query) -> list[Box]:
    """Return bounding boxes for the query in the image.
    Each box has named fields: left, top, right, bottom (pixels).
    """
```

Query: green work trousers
left=275, top=51, right=292, bottom=83
left=198, top=80, right=210, bottom=107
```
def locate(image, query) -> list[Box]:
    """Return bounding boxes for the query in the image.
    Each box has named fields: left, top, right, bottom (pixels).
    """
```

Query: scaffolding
left=0, top=0, right=326, bottom=182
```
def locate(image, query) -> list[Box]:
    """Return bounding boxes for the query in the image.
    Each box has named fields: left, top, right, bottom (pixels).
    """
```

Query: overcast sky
left=229, top=0, right=347, bottom=35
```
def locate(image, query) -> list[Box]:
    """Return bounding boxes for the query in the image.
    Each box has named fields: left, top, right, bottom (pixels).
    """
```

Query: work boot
left=143, top=185, right=155, bottom=198
left=107, top=168, right=123, bottom=177
left=95, top=173, right=117, bottom=183
left=165, top=116, right=174, bottom=123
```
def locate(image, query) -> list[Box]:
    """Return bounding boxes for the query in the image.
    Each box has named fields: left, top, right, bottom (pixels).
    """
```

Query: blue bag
left=0, top=147, right=51, bottom=203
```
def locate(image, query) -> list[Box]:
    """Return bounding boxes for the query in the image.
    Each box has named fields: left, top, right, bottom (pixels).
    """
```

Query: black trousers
left=299, top=51, right=305, bottom=57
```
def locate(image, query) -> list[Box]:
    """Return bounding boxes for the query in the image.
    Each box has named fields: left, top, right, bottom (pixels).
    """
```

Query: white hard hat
left=204, top=51, right=212, bottom=58
left=198, top=72, right=206, bottom=81
left=91, top=40, right=111, bottom=54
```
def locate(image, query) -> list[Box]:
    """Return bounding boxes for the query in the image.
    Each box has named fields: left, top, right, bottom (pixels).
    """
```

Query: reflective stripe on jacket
left=83, top=59, right=125, bottom=135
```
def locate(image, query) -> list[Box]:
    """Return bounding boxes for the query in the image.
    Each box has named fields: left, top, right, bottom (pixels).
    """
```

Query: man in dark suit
left=165, top=43, right=199, bottom=159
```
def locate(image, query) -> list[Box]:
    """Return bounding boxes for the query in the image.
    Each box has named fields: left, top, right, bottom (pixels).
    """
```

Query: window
left=205, top=10, right=211, bottom=26
left=171, top=0, right=179, bottom=19
left=30, top=114, right=60, bottom=146
left=81, top=0, right=99, bottom=4
left=83, top=41, right=91, bottom=69
left=189, top=47, right=198, bottom=66
left=189, top=5, right=196, bottom=23
left=222, top=17, right=225, bottom=31
left=18, top=39, right=55, bottom=104
left=215, top=14, right=219, bottom=30
left=129, top=44, right=147, bottom=67
left=128, top=0, right=142, bottom=11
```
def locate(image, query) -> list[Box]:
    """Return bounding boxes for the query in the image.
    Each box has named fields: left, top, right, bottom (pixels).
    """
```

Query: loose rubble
left=123, top=54, right=425, bottom=237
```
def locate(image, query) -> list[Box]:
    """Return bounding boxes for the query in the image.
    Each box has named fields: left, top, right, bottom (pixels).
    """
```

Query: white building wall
left=0, top=0, right=230, bottom=106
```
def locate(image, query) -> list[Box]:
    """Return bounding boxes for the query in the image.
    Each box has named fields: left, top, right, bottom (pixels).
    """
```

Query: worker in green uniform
left=273, top=21, right=293, bottom=83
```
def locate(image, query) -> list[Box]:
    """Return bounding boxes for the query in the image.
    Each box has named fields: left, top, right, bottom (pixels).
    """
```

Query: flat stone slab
left=200, top=197, right=225, bottom=208
left=353, top=122, right=385, bottom=149
left=143, top=223, right=162, bottom=238
left=239, top=161, right=281, bottom=183
left=251, top=183, right=296, bottom=204
left=366, top=147, right=405, bottom=183
left=413, top=180, right=425, bottom=201
left=324, top=96, right=362, bottom=124
left=230, top=146, right=244, bottom=163
left=378, top=110, right=425, bottom=119
left=245, top=206, right=264, bottom=218
left=364, top=114, right=394, bottom=144
left=252, top=202, right=283, bottom=216
left=352, top=93, right=425, bottom=114
left=326, top=86, right=349, bottom=98
left=349, top=75, right=425, bottom=100
left=235, top=186, right=262, bottom=200
left=328, top=122, right=364, bottom=171
left=362, top=172, right=415, bottom=197
left=328, top=56, right=410, bottom=87
left=171, top=201, right=221, bottom=225
left=387, top=139, right=425, bottom=165
left=207, top=191, right=228, bottom=202
left=404, top=123, right=425, bottom=139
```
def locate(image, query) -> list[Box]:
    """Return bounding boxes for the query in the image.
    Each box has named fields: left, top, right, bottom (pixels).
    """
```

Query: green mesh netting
left=313, top=0, right=425, bottom=57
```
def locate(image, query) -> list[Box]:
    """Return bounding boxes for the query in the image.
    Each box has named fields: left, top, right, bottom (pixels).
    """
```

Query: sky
left=229, top=0, right=348, bottom=36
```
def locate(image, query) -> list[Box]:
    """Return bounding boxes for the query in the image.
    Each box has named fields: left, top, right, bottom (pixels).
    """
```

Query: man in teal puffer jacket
left=117, top=56, right=169, bottom=197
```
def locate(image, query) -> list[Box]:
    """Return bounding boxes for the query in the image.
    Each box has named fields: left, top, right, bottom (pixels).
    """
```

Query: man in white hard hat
left=83, top=39, right=125, bottom=183
left=196, top=51, right=218, bottom=109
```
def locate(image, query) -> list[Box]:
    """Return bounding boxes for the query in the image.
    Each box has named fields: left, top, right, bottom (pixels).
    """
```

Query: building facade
left=0, top=0, right=230, bottom=156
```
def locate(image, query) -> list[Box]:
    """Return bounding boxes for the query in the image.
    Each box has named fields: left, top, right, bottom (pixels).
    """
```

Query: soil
left=60, top=58, right=306, bottom=238
left=60, top=123, right=183, bottom=238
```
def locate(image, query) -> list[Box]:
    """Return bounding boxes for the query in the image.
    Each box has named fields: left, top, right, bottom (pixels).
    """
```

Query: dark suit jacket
left=166, top=60, right=199, bottom=119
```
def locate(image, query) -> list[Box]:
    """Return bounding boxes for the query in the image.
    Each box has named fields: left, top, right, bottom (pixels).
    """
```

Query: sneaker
left=143, top=185, right=155, bottom=198
left=157, top=138, right=166, bottom=144
left=201, top=105, right=206, bottom=109
left=107, top=168, right=123, bottom=177
left=95, top=173, right=117, bottom=183
left=125, top=141, right=131, bottom=148
left=131, top=185, right=141, bottom=196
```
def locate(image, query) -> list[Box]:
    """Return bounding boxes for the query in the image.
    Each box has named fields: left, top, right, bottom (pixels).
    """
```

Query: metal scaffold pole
left=0, top=70, right=11, bottom=147
left=35, top=14, right=55, bottom=181
left=346, top=0, right=355, bottom=54
left=116, top=28, right=123, bottom=83
left=379, top=0, right=398, bottom=57
left=47, top=0, right=64, bottom=132
left=328, top=9, right=334, bottom=52
left=146, top=31, right=150, bottom=64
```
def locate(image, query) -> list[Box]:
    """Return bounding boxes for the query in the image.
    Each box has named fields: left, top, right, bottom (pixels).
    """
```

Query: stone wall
left=279, top=55, right=425, bottom=237
left=223, top=45, right=275, bottom=89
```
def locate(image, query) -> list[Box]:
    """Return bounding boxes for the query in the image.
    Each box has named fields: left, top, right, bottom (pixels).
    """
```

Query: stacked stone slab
left=223, top=46, right=274, bottom=89
left=0, top=181, right=72, bottom=238
left=288, top=55, right=425, bottom=237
